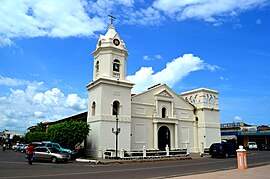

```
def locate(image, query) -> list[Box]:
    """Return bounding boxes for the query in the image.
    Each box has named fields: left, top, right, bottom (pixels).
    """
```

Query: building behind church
left=85, top=24, right=221, bottom=157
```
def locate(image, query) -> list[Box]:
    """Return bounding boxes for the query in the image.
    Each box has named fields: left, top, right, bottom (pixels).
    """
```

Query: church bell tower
left=86, top=19, right=134, bottom=157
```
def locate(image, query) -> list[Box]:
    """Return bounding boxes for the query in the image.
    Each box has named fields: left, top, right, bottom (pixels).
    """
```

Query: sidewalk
left=173, top=164, right=270, bottom=179
left=76, top=156, right=192, bottom=164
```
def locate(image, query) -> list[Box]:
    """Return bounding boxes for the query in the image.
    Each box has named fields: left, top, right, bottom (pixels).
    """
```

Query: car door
left=35, top=147, right=48, bottom=161
left=53, top=144, right=61, bottom=151
left=34, top=147, right=42, bottom=160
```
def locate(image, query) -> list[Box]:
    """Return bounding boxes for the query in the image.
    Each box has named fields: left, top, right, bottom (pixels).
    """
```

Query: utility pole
left=112, top=114, right=120, bottom=159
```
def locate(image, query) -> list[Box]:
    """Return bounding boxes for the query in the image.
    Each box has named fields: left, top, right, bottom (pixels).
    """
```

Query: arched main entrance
left=158, top=126, right=170, bottom=151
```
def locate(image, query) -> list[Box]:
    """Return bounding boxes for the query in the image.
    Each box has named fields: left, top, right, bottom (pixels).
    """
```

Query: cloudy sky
left=1, top=0, right=270, bottom=133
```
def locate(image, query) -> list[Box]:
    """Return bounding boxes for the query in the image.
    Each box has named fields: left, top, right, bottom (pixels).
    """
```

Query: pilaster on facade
left=174, top=124, right=179, bottom=149
left=153, top=122, right=158, bottom=150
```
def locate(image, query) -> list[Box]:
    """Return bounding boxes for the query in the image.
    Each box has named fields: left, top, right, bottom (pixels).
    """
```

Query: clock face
left=113, top=39, right=120, bottom=46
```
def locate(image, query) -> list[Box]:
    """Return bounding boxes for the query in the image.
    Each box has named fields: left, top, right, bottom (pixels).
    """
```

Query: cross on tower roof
left=108, top=15, right=115, bottom=25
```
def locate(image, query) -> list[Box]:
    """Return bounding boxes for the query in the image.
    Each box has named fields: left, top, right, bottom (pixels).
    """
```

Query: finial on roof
left=108, top=15, right=115, bottom=25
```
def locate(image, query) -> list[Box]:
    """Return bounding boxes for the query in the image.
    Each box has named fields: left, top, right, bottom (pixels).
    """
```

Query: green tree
left=24, top=131, right=48, bottom=143
left=12, top=135, right=21, bottom=143
left=32, top=122, right=47, bottom=132
left=47, top=121, right=90, bottom=149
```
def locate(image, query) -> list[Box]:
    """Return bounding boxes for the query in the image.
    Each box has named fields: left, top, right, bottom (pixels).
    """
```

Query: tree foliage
left=32, top=122, right=47, bottom=132
left=24, top=131, right=48, bottom=143
left=47, top=121, right=90, bottom=149
left=12, top=135, right=22, bottom=143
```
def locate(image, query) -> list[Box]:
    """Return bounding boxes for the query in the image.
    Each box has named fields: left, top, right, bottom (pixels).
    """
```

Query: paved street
left=0, top=149, right=270, bottom=179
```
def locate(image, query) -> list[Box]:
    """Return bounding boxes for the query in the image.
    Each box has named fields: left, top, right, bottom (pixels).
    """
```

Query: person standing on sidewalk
left=26, top=144, right=35, bottom=165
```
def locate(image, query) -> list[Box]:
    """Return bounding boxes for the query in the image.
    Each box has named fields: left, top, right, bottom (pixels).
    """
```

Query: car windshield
left=49, top=148, right=61, bottom=153
left=249, top=142, right=256, bottom=145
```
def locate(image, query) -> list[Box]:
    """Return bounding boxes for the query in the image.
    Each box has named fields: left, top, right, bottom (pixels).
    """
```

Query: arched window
left=113, top=59, right=120, bottom=72
left=112, top=101, right=120, bottom=116
left=162, top=107, right=166, bottom=118
left=95, top=61, right=99, bottom=73
left=92, top=102, right=96, bottom=116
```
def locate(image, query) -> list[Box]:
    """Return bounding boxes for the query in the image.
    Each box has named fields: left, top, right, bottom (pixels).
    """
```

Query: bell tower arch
left=92, top=24, right=128, bottom=81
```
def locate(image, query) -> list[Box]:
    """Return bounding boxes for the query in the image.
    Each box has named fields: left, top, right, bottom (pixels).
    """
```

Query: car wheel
left=67, top=154, right=71, bottom=160
left=51, top=157, right=58, bottom=163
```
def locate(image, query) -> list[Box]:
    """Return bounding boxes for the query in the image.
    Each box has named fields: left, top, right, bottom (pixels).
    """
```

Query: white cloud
left=206, top=64, right=221, bottom=72
left=234, top=116, right=242, bottom=121
left=153, top=0, right=268, bottom=23
left=256, top=19, right=262, bottom=24
left=143, top=55, right=151, bottom=61
left=123, top=7, right=165, bottom=25
left=0, top=75, right=30, bottom=86
left=127, top=53, right=220, bottom=94
left=0, top=78, right=87, bottom=132
left=0, top=37, right=13, bottom=47
left=0, top=0, right=268, bottom=46
left=143, top=54, right=163, bottom=61
left=34, top=88, right=64, bottom=107
left=0, top=0, right=106, bottom=46
left=65, top=94, right=87, bottom=111
left=155, top=54, right=163, bottom=59
left=34, top=111, right=45, bottom=118
left=220, top=76, right=229, bottom=81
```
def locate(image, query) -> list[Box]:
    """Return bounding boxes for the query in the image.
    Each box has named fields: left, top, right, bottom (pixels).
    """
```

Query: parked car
left=19, top=144, right=29, bottom=153
left=12, top=144, right=18, bottom=150
left=44, top=142, right=71, bottom=153
left=209, top=142, right=237, bottom=158
left=257, top=143, right=270, bottom=150
left=12, top=143, right=21, bottom=150
left=29, top=142, right=45, bottom=148
left=13, top=144, right=23, bottom=151
left=247, top=142, right=257, bottom=150
left=33, top=146, right=69, bottom=163
left=44, top=142, right=76, bottom=159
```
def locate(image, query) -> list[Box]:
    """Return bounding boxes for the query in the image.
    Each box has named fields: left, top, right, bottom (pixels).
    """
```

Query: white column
left=155, top=100, right=158, bottom=116
left=174, top=124, right=178, bottom=149
left=154, top=122, right=158, bottom=149
left=194, top=121, right=198, bottom=152
left=171, top=102, right=174, bottom=118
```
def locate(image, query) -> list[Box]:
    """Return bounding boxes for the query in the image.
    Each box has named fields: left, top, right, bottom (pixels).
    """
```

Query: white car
left=34, top=146, right=69, bottom=163
left=247, top=142, right=257, bottom=149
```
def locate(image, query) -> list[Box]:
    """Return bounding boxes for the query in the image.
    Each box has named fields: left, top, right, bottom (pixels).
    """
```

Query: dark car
left=258, top=143, right=270, bottom=150
left=209, top=142, right=237, bottom=158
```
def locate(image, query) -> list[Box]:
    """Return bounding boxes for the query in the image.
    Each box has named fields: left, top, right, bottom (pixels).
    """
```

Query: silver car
left=34, top=146, right=69, bottom=163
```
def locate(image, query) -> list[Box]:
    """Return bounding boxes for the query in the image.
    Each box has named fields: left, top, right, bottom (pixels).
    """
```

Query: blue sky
left=0, top=0, right=270, bottom=133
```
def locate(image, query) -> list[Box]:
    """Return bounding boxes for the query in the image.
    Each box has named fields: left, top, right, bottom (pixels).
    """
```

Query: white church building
left=85, top=24, right=221, bottom=157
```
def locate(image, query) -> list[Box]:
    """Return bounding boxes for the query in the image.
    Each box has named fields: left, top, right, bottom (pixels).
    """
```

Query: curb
left=76, top=158, right=100, bottom=164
